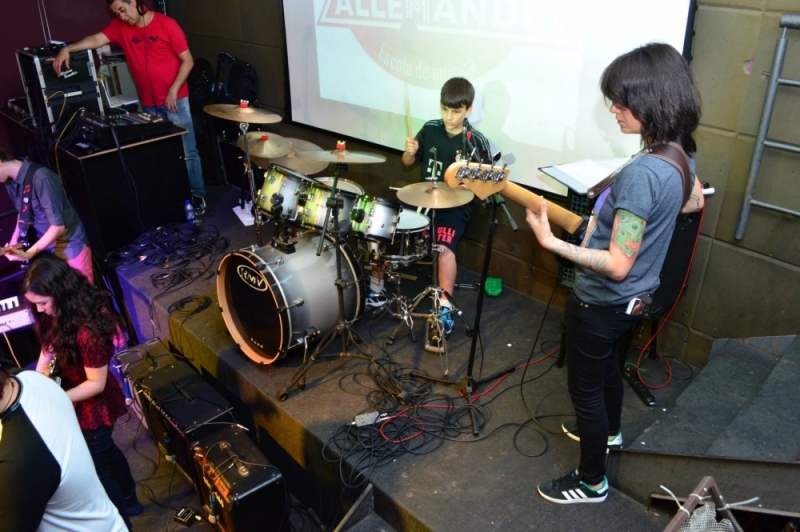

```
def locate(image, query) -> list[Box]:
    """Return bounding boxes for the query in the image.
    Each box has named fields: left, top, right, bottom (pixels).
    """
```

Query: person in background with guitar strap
left=22, top=255, right=141, bottom=530
left=402, top=77, right=492, bottom=340
left=527, top=43, right=705, bottom=505
left=0, top=146, right=93, bottom=282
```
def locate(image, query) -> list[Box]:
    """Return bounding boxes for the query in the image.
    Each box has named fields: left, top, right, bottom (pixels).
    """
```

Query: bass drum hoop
left=217, top=248, right=289, bottom=364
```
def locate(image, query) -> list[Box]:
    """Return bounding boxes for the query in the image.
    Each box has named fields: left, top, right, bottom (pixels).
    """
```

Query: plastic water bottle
left=184, top=199, right=196, bottom=224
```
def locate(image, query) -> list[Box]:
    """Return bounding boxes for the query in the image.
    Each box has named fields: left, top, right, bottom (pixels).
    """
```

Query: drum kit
left=205, top=102, right=475, bottom=398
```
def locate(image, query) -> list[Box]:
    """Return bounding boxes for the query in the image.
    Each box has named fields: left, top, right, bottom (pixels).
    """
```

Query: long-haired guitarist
left=23, top=254, right=142, bottom=528
left=528, top=43, right=705, bottom=505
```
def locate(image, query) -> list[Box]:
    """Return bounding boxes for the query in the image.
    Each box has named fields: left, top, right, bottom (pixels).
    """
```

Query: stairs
left=608, top=335, right=800, bottom=514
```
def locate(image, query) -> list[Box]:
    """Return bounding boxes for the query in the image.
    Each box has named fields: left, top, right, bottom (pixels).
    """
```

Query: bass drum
left=217, top=231, right=365, bottom=364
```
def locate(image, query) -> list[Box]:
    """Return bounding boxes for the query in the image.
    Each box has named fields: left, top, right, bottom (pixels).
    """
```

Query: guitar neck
left=443, top=161, right=586, bottom=235
left=500, top=182, right=585, bottom=235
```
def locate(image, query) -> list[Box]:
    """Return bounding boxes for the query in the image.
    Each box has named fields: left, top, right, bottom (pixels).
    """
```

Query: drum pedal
left=424, top=321, right=446, bottom=354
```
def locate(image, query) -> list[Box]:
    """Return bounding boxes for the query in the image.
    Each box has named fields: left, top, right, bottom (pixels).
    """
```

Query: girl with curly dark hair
left=23, top=254, right=141, bottom=530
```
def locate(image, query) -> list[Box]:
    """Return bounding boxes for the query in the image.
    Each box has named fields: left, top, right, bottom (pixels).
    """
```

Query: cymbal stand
left=383, top=261, right=417, bottom=345
left=239, top=121, right=264, bottom=247
left=278, top=162, right=371, bottom=401
left=386, top=190, right=459, bottom=374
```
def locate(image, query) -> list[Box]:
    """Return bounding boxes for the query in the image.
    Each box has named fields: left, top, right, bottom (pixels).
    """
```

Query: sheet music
left=540, top=157, right=630, bottom=195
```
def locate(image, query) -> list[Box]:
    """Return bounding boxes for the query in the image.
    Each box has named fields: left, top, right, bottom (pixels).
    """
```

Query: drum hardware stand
left=383, top=263, right=418, bottom=345
left=270, top=215, right=297, bottom=254
left=238, top=117, right=265, bottom=247
left=278, top=162, right=371, bottom=401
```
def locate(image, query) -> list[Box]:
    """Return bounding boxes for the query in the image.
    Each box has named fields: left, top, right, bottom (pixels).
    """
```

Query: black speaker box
left=193, top=425, right=286, bottom=532
left=122, top=342, right=234, bottom=490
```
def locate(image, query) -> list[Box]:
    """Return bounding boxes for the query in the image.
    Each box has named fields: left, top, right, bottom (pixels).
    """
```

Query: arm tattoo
left=690, top=194, right=701, bottom=208
left=551, top=239, right=610, bottom=274
left=612, top=210, right=645, bottom=258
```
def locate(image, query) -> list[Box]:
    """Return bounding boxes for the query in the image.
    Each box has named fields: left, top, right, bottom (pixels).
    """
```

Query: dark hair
left=106, top=0, right=132, bottom=6
left=600, top=43, right=701, bottom=154
left=0, top=146, right=14, bottom=163
left=440, top=77, right=475, bottom=109
left=22, top=255, right=122, bottom=369
left=0, top=366, right=8, bottom=404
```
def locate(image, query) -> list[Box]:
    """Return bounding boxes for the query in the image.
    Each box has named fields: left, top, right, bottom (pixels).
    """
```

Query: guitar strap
left=581, top=142, right=693, bottom=246
left=16, top=162, right=44, bottom=241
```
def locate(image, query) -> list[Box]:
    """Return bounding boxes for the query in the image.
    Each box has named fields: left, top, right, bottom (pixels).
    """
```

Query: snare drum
left=301, top=177, right=365, bottom=230
left=257, top=164, right=315, bottom=223
left=350, top=196, right=401, bottom=242
left=383, top=211, right=430, bottom=264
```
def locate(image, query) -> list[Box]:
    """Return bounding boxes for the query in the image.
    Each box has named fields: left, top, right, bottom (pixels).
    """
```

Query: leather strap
left=646, top=142, right=693, bottom=206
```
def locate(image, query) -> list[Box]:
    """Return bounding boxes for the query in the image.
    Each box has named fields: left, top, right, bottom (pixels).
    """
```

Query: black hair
left=0, top=146, right=14, bottom=163
left=106, top=0, right=132, bottom=6
left=0, top=367, right=9, bottom=404
left=440, top=77, right=475, bottom=109
left=22, top=255, right=122, bottom=370
left=600, top=43, right=701, bottom=154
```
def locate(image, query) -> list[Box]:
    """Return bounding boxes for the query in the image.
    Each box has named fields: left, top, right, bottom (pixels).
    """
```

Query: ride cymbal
left=396, top=181, right=474, bottom=209
left=203, top=103, right=282, bottom=124
left=268, top=138, right=329, bottom=175
left=237, top=132, right=292, bottom=159
left=297, top=148, right=386, bottom=165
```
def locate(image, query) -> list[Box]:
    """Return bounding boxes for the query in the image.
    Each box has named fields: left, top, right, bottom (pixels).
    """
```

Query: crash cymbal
left=203, top=103, right=282, bottom=124
left=297, top=148, right=386, bottom=165
left=396, top=181, right=474, bottom=209
left=237, top=132, right=292, bottom=159
left=267, top=138, right=329, bottom=175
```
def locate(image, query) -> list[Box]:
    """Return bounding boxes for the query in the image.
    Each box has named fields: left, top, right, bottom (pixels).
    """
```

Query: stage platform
left=114, top=186, right=686, bottom=531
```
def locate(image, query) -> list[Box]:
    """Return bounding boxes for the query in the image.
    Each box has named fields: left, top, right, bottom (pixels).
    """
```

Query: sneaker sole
left=537, top=485, right=607, bottom=504
left=562, top=424, right=622, bottom=447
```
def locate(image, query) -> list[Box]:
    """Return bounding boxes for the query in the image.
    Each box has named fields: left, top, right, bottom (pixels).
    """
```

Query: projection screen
left=283, top=0, right=694, bottom=194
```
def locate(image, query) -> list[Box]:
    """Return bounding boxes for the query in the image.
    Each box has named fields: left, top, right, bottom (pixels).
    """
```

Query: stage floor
left=115, top=186, right=684, bottom=531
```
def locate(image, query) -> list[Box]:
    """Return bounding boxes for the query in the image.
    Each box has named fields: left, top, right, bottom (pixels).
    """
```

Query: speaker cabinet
left=119, top=341, right=234, bottom=490
left=57, top=131, right=190, bottom=256
left=193, top=425, right=286, bottom=532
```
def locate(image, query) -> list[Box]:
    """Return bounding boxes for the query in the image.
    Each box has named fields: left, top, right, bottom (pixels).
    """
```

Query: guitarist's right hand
left=0, top=244, right=25, bottom=261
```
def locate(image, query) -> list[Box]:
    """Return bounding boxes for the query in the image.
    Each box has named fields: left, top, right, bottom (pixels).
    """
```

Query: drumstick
left=404, top=83, right=412, bottom=138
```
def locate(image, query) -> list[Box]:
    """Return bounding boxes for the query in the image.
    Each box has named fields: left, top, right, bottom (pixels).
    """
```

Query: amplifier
left=16, top=45, right=103, bottom=130
left=122, top=343, right=234, bottom=490
left=193, top=425, right=286, bottom=532
left=79, top=111, right=173, bottom=149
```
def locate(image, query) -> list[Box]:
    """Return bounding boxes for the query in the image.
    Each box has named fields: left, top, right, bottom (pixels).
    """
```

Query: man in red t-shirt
left=53, top=0, right=207, bottom=215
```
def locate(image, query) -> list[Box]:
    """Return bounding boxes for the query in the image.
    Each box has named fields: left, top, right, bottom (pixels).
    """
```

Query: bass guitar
left=443, top=161, right=586, bottom=235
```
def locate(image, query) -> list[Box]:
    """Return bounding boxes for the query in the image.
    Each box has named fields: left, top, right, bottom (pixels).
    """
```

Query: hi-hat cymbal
left=396, top=181, right=474, bottom=209
left=237, top=132, right=292, bottom=159
left=297, top=148, right=386, bottom=165
left=203, top=104, right=282, bottom=124
left=266, top=138, right=329, bottom=174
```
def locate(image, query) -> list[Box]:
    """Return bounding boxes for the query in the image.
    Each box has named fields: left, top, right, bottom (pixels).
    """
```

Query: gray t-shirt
left=5, top=161, right=89, bottom=260
left=573, top=155, right=695, bottom=306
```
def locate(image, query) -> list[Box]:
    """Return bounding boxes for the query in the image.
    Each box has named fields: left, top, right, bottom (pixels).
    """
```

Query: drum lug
left=278, top=299, right=304, bottom=313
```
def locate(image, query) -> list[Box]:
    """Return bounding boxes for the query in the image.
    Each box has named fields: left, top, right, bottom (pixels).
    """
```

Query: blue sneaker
left=366, top=290, right=387, bottom=308
left=437, top=305, right=454, bottom=337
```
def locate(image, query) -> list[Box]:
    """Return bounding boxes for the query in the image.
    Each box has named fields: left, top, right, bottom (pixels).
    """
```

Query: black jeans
left=565, top=292, right=639, bottom=485
left=82, top=424, right=137, bottom=531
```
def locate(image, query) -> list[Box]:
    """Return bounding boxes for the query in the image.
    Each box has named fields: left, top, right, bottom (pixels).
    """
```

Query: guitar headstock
left=443, top=161, right=510, bottom=200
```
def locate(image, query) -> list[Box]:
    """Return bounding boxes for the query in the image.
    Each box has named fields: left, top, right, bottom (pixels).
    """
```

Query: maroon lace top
left=58, top=326, right=127, bottom=431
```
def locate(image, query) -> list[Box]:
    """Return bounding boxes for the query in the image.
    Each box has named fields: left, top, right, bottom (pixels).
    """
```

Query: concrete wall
left=166, top=0, right=800, bottom=367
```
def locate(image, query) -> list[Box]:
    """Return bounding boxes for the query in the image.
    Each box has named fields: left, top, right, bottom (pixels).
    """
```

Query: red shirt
left=102, top=12, right=190, bottom=107
left=58, top=326, right=128, bottom=431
